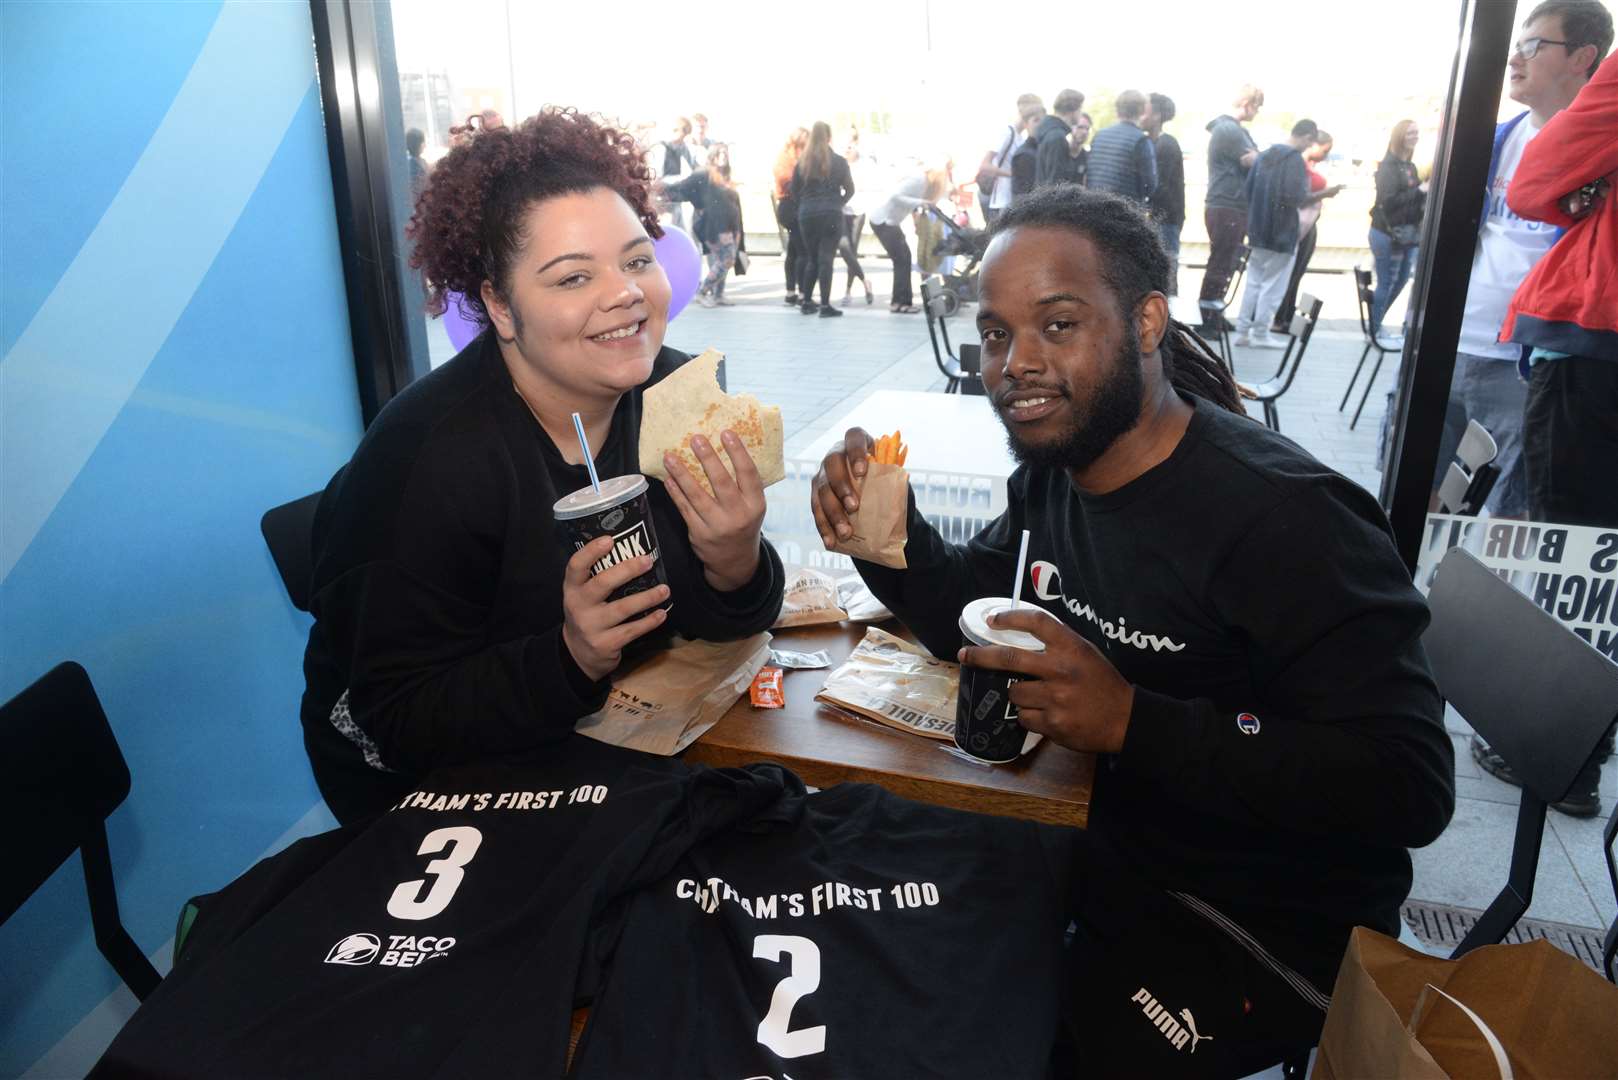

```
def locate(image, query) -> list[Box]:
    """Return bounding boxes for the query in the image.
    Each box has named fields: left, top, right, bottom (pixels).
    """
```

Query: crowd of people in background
left=398, top=2, right=1612, bottom=537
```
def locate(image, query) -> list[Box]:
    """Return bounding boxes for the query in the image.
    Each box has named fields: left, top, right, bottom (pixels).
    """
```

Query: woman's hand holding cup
left=561, top=536, right=671, bottom=682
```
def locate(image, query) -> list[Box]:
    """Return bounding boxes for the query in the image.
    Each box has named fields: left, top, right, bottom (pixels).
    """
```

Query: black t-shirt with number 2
left=92, top=738, right=793, bottom=1079
left=571, top=783, right=1077, bottom=1080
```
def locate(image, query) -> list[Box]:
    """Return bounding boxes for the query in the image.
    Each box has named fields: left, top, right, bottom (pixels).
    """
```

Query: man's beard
left=998, top=325, right=1145, bottom=472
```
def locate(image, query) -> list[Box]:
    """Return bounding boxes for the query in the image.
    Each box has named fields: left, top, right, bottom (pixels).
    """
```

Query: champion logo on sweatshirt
left=1028, top=561, right=1187, bottom=653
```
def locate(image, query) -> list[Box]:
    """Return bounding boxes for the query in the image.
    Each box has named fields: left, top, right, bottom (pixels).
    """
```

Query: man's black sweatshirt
left=301, top=336, right=784, bottom=821
left=853, top=397, right=1454, bottom=990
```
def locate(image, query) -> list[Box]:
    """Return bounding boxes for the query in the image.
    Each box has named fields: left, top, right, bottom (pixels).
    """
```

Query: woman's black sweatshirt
left=301, top=337, right=783, bottom=819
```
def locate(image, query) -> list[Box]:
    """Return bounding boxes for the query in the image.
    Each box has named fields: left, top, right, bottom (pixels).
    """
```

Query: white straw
left=1011, top=529, right=1031, bottom=609
left=571, top=412, right=602, bottom=493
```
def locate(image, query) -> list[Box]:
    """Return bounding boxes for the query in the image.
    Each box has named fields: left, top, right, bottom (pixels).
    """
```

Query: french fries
left=870, top=430, right=909, bottom=468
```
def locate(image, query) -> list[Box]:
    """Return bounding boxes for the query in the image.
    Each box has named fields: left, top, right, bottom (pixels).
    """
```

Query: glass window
left=1408, top=0, right=1618, bottom=671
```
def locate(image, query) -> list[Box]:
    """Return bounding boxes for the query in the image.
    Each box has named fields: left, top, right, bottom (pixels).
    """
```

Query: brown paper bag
left=828, top=462, right=908, bottom=568
left=772, top=567, right=847, bottom=628
left=575, top=633, right=772, bottom=756
left=1313, top=926, right=1618, bottom=1080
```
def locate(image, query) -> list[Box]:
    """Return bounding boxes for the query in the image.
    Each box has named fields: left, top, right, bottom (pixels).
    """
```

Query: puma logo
left=1130, top=987, right=1212, bottom=1053
left=1179, top=1008, right=1213, bottom=1053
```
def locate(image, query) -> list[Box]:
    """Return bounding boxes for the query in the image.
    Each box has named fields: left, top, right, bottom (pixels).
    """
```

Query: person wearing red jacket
left=1479, top=44, right=1617, bottom=822
left=1503, top=47, right=1618, bottom=529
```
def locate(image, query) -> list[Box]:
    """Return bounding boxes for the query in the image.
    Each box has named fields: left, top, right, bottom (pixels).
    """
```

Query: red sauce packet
left=750, top=666, right=785, bottom=709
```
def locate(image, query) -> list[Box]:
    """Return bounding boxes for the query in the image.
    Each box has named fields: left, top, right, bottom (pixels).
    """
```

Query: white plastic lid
left=553, top=474, right=648, bottom=520
left=958, top=597, right=1047, bottom=652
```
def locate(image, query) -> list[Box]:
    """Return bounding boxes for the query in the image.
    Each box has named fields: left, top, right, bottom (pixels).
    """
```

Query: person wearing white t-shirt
left=979, top=94, right=1045, bottom=228
left=1437, top=0, right=1608, bottom=514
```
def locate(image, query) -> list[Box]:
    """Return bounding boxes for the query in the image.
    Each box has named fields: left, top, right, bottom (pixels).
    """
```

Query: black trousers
left=797, top=208, right=842, bottom=306
left=872, top=221, right=913, bottom=306
left=1525, top=355, right=1618, bottom=526
left=838, top=212, right=867, bottom=287
left=1199, top=206, right=1249, bottom=311
left=777, top=195, right=802, bottom=294
left=1052, top=833, right=1329, bottom=1078
left=1274, top=224, right=1317, bottom=328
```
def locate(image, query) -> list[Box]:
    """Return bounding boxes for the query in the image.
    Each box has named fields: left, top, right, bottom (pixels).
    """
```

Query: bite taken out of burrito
left=639, top=349, right=785, bottom=496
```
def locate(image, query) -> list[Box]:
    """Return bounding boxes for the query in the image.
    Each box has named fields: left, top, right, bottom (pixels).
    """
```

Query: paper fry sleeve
left=827, top=461, right=908, bottom=569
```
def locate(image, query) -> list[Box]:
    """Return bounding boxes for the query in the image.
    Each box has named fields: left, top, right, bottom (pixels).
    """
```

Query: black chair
left=1209, top=245, right=1250, bottom=372
left=1423, top=548, right=1618, bottom=958
left=1433, top=419, right=1500, bottom=516
left=261, top=490, right=324, bottom=612
left=1246, top=294, right=1323, bottom=432
left=1340, top=265, right=1406, bottom=430
left=920, top=277, right=984, bottom=396
left=0, top=662, right=162, bottom=1000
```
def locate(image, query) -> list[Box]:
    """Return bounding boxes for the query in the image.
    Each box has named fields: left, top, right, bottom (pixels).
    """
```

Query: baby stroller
left=920, top=205, right=989, bottom=315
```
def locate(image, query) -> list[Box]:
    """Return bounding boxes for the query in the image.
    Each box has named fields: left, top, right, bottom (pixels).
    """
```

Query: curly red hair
left=408, top=107, right=661, bottom=325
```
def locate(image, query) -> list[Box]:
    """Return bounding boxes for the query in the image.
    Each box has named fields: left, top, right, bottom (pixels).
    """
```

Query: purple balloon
left=654, top=225, right=702, bottom=320
left=441, top=292, right=482, bottom=352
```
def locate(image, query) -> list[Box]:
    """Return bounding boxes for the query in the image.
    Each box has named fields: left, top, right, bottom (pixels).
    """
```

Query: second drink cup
left=553, top=474, right=672, bottom=611
left=955, top=596, right=1046, bottom=762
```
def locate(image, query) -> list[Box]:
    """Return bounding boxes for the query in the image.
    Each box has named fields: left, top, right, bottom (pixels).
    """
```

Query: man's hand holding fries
left=811, top=427, right=907, bottom=550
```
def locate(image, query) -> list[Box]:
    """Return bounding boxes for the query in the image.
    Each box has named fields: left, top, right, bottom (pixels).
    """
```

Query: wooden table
left=685, top=620, right=1094, bottom=827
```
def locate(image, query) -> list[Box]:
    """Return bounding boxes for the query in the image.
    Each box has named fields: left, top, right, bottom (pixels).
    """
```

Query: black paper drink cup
left=955, top=596, right=1046, bottom=763
left=553, top=474, right=672, bottom=610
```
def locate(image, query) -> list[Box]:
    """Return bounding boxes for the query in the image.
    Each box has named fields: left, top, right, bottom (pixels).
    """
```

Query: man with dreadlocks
left=811, top=187, right=1453, bottom=1077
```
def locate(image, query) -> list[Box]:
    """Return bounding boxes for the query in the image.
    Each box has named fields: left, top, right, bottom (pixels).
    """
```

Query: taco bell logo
left=325, top=932, right=381, bottom=965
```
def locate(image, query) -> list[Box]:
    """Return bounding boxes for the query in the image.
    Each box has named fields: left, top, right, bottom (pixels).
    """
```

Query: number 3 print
left=386, top=826, right=482, bottom=921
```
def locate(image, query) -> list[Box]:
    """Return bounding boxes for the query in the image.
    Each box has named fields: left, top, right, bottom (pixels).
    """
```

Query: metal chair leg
left=1340, top=341, right=1372, bottom=411
left=1349, top=349, right=1387, bottom=430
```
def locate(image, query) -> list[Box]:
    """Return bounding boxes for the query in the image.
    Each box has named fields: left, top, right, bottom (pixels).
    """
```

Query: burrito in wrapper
left=639, top=349, right=784, bottom=496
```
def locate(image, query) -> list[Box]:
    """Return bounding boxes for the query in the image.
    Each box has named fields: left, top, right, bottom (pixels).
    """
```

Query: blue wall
left=1, top=3, right=362, bottom=1072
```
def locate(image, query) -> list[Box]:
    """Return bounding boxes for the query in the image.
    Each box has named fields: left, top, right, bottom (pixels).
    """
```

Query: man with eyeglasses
left=1436, top=0, right=1613, bottom=519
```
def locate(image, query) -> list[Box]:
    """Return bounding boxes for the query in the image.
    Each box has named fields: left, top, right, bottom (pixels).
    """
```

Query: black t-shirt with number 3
left=571, top=783, right=1077, bottom=1080
left=92, top=738, right=793, bottom=1079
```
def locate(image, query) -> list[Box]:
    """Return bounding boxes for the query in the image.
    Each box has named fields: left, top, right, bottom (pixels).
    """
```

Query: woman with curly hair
left=300, top=108, right=785, bottom=822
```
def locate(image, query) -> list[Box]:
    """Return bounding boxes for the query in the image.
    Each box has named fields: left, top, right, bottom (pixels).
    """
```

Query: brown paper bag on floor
left=828, top=462, right=908, bottom=568
left=575, top=633, right=772, bottom=756
left=1313, top=926, right=1618, bottom=1080
left=772, top=567, right=847, bottom=628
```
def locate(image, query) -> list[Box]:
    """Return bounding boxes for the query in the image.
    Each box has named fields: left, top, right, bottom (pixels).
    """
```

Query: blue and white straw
left=571, top=411, right=602, bottom=494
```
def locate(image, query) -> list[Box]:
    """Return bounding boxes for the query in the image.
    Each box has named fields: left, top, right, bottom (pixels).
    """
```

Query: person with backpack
left=978, top=94, right=1045, bottom=227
